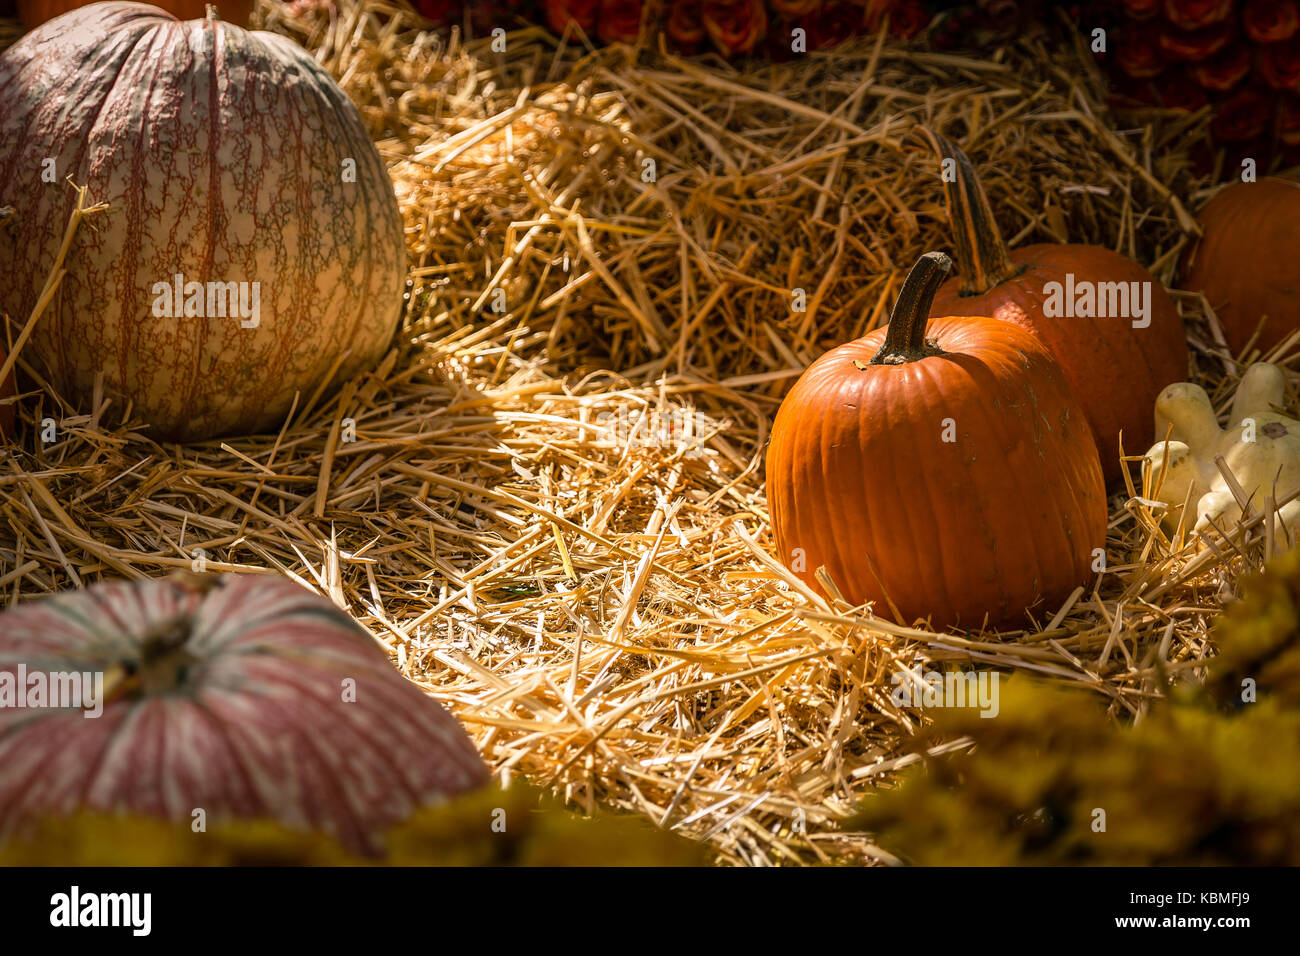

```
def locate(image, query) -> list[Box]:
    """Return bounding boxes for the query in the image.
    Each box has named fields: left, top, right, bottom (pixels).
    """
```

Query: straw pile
left=2, top=0, right=1292, bottom=865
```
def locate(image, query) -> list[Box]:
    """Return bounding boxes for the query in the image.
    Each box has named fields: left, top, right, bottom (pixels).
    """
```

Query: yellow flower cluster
left=850, top=552, right=1300, bottom=866
left=0, top=783, right=707, bottom=867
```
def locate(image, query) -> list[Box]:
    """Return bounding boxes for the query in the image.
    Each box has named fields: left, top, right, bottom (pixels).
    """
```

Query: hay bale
left=266, top=1, right=1207, bottom=383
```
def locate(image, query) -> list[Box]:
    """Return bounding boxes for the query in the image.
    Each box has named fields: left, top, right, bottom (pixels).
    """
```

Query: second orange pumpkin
left=916, top=128, right=1189, bottom=484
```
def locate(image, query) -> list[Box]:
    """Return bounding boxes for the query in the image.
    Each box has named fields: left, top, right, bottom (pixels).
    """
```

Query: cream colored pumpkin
left=1144, top=363, right=1300, bottom=538
left=0, top=5, right=405, bottom=442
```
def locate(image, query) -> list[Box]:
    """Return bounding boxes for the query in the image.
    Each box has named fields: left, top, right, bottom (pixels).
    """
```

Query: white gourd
left=1143, top=363, right=1300, bottom=538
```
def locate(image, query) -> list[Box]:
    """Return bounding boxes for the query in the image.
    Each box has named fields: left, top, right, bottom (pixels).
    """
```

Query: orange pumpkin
left=16, top=0, right=253, bottom=28
left=766, top=253, right=1107, bottom=631
left=1181, top=175, right=1300, bottom=358
left=916, top=128, right=1189, bottom=483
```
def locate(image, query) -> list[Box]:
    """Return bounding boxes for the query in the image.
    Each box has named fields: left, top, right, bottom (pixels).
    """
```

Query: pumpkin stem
left=206, top=4, right=221, bottom=20
left=133, top=617, right=200, bottom=696
left=912, top=126, right=1024, bottom=296
left=871, top=252, right=952, bottom=365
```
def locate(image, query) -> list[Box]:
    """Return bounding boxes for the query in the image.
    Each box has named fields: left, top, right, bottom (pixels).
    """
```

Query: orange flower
left=702, top=0, right=768, bottom=55
left=1157, top=68, right=1210, bottom=110
left=1261, top=36, right=1300, bottom=91
left=1211, top=87, right=1275, bottom=141
left=598, top=0, right=644, bottom=43
left=865, top=0, right=928, bottom=39
left=1117, top=31, right=1166, bottom=78
left=888, top=0, right=928, bottom=38
left=1123, top=0, right=1163, bottom=18
left=668, top=0, right=706, bottom=47
left=1191, top=44, right=1252, bottom=90
left=1244, top=0, right=1300, bottom=43
left=1279, top=94, right=1300, bottom=144
left=1157, top=22, right=1232, bottom=61
left=771, top=0, right=821, bottom=16
left=546, top=0, right=599, bottom=35
left=807, top=1, right=864, bottom=48
left=1163, top=0, right=1234, bottom=30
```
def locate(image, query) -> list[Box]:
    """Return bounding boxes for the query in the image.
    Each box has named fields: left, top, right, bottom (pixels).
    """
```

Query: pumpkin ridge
left=190, top=16, right=225, bottom=431
left=888, top=354, right=950, bottom=618
left=1040, top=391, right=1097, bottom=595
left=77, top=699, right=149, bottom=817
left=111, top=20, right=184, bottom=429
left=1054, top=387, right=1104, bottom=588
left=135, top=27, right=182, bottom=408
left=161, top=700, right=232, bottom=819
left=0, top=717, right=72, bottom=839
left=188, top=695, right=281, bottom=819
left=866, top=257, right=956, bottom=618
left=984, top=350, right=1042, bottom=619
left=856, top=380, right=892, bottom=617
left=50, top=35, right=130, bottom=383
left=952, top=336, right=1051, bottom=622
left=186, top=696, right=292, bottom=823
left=875, top=364, right=926, bottom=619
left=267, top=666, right=447, bottom=837
left=813, top=370, right=859, bottom=607
left=996, top=352, right=1056, bottom=618
left=183, top=18, right=223, bottom=431
left=289, top=43, right=393, bottom=369
left=911, top=351, right=967, bottom=620
left=241, top=693, right=377, bottom=851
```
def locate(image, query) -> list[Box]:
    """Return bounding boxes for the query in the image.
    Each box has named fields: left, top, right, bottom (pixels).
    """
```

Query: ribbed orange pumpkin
left=0, top=3, right=405, bottom=441
left=917, top=128, right=1189, bottom=483
left=1181, top=176, right=1300, bottom=358
left=767, top=253, right=1107, bottom=631
left=16, top=0, right=252, bottom=28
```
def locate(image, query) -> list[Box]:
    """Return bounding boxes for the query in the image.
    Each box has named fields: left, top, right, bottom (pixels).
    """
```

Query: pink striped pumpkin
left=0, top=574, right=488, bottom=856
left=0, top=3, right=405, bottom=441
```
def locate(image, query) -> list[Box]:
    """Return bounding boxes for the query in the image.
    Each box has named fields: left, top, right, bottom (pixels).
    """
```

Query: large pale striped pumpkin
left=0, top=574, right=488, bottom=856
left=0, top=3, right=405, bottom=441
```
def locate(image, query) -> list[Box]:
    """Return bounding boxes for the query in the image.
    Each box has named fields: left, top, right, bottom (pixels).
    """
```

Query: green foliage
left=852, top=549, right=1300, bottom=865
left=0, top=783, right=707, bottom=867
